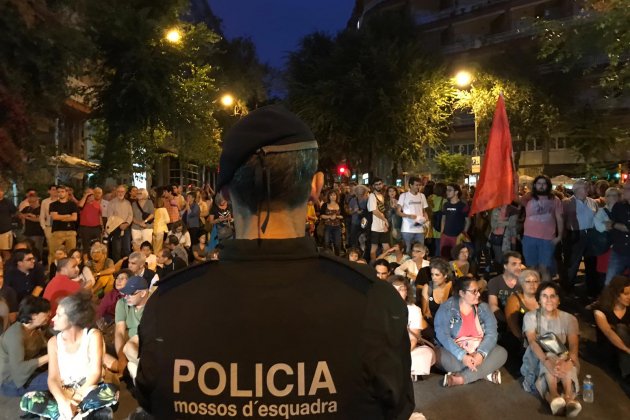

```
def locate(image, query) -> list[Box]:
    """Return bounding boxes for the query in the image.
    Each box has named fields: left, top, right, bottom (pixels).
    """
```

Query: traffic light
left=337, top=164, right=348, bottom=177
left=622, top=173, right=628, bottom=183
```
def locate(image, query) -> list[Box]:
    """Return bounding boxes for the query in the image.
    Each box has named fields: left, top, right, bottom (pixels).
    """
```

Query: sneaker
left=485, top=370, right=501, bottom=384
left=550, top=397, right=566, bottom=416
left=409, top=413, right=427, bottom=420
left=566, top=400, right=582, bottom=418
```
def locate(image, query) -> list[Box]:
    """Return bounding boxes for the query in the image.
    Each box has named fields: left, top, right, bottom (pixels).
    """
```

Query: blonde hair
left=90, top=242, right=108, bottom=255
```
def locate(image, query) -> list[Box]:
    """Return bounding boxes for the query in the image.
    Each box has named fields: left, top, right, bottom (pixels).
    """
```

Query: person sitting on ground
left=488, top=251, right=524, bottom=327
left=166, top=234, right=189, bottom=266
left=97, top=269, right=132, bottom=325
left=0, top=296, right=50, bottom=397
left=85, top=242, right=115, bottom=297
left=43, top=257, right=82, bottom=317
left=192, top=233, right=210, bottom=263
left=68, top=248, right=96, bottom=291
left=114, top=276, right=150, bottom=382
left=389, top=275, right=436, bottom=380
left=48, top=249, right=68, bottom=280
left=505, top=269, right=541, bottom=343
left=347, top=247, right=361, bottom=263
left=140, top=241, right=157, bottom=272
left=592, top=275, right=630, bottom=386
left=449, top=243, right=473, bottom=278
left=377, top=239, right=410, bottom=265
left=20, top=291, right=118, bottom=420
left=4, top=250, right=46, bottom=302
left=394, top=242, right=430, bottom=282
left=167, top=221, right=191, bottom=250
left=127, top=252, right=159, bottom=289
left=374, top=258, right=391, bottom=281
left=435, top=277, right=507, bottom=387
left=421, top=258, right=453, bottom=342
left=521, top=281, right=581, bottom=417
left=156, top=248, right=187, bottom=279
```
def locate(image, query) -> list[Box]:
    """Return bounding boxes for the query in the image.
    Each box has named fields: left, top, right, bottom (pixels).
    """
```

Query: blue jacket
left=434, top=296, right=498, bottom=361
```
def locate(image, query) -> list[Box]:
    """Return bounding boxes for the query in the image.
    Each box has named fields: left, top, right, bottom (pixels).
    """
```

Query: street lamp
left=220, top=94, right=235, bottom=108
left=453, top=70, right=478, bottom=156
left=165, top=28, right=182, bottom=44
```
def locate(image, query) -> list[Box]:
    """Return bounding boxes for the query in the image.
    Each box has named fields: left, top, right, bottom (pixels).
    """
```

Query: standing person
left=347, top=185, right=368, bottom=248
left=440, top=184, right=470, bottom=259
left=607, top=181, right=630, bottom=284
left=428, top=183, right=447, bottom=257
left=562, top=180, right=598, bottom=295
left=107, top=185, right=133, bottom=262
left=77, top=189, right=102, bottom=251
left=521, top=175, right=564, bottom=281
left=20, top=192, right=45, bottom=259
left=182, top=192, right=201, bottom=245
left=152, top=197, right=170, bottom=255
left=489, top=204, right=519, bottom=269
left=593, top=187, right=619, bottom=290
left=0, top=185, right=17, bottom=262
left=397, top=177, right=429, bottom=255
left=320, top=190, right=343, bottom=255
left=131, top=188, right=155, bottom=247
left=49, top=185, right=78, bottom=256
left=39, top=185, right=58, bottom=265
left=368, top=177, right=391, bottom=261
left=386, top=186, right=402, bottom=242
left=136, top=105, right=414, bottom=418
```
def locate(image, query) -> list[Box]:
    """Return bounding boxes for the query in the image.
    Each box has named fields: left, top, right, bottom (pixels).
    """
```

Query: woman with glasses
left=505, top=270, right=540, bottom=342
left=388, top=275, right=435, bottom=380
left=434, top=277, right=507, bottom=387
left=521, top=281, right=580, bottom=417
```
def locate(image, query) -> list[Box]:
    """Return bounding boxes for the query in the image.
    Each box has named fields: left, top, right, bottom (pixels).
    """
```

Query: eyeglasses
left=412, top=249, right=425, bottom=253
left=23, top=257, right=36, bottom=262
left=465, top=289, right=480, bottom=295
left=524, top=280, right=540, bottom=285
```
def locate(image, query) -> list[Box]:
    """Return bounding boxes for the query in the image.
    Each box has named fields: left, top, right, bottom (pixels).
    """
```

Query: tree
left=435, top=152, right=468, bottom=182
left=286, top=11, right=455, bottom=175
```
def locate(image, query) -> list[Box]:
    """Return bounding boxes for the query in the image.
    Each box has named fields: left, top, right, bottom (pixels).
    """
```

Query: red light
left=339, top=167, right=346, bottom=174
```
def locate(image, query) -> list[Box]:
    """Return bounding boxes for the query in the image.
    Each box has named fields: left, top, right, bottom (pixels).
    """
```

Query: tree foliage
left=435, top=152, right=468, bottom=182
left=286, top=11, right=455, bottom=174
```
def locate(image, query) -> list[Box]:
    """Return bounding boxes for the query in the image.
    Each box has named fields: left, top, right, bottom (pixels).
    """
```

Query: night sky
left=210, top=0, right=355, bottom=69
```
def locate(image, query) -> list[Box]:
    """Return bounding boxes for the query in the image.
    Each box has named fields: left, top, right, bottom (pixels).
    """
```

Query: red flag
left=469, top=95, right=516, bottom=216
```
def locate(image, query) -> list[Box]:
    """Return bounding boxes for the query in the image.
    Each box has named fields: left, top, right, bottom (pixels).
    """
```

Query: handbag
left=535, top=309, right=568, bottom=357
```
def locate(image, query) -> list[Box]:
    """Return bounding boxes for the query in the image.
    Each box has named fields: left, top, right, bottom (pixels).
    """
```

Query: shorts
left=371, top=230, right=390, bottom=246
left=0, top=231, right=13, bottom=250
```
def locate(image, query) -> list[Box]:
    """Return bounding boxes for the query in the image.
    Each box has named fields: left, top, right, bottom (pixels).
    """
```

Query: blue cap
left=119, top=275, right=148, bottom=295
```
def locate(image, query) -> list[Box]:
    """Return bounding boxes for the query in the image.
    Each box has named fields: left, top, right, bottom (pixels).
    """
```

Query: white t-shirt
left=407, top=304, right=422, bottom=330
left=398, top=192, right=429, bottom=233
left=367, top=192, right=387, bottom=232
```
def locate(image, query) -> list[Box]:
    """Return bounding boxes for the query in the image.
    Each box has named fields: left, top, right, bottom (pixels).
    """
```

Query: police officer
left=136, top=105, right=414, bottom=419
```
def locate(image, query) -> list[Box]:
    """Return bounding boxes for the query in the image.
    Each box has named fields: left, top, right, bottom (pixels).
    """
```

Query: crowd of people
left=0, top=172, right=628, bottom=418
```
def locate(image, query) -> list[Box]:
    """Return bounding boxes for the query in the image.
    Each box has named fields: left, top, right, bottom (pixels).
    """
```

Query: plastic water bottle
left=583, top=374, right=594, bottom=403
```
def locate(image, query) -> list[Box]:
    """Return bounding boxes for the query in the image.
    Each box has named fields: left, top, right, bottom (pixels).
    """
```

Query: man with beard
left=521, top=175, right=563, bottom=281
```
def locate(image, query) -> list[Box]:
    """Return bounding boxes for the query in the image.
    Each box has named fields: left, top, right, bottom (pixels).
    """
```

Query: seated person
left=166, top=235, right=189, bottom=265
left=85, top=242, right=115, bottom=296
left=127, top=252, right=159, bottom=288
left=156, top=249, right=187, bottom=279
left=97, top=269, right=131, bottom=325
left=114, top=276, right=150, bottom=381
left=68, top=249, right=95, bottom=290
left=488, top=251, right=523, bottom=327
left=20, top=291, right=118, bottom=419
left=377, top=239, right=410, bottom=265
left=346, top=247, right=361, bottom=263
left=5, top=250, right=46, bottom=302
left=0, top=296, right=50, bottom=396
left=140, top=241, right=157, bottom=271
left=0, top=295, right=9, bottom=334
left=0, top=272, right=18, bottom=325
left=592, top=275, right=630, bottom=385
left=43, top=257, right=82, bottom=317
left=435, top=277, right=507, bottom=387
left=521, top=281, right=581, bottom=417
left=421, top=258, right=453, bottom=341
left=373, top=259, right=391, bottom=281
left=192, top=233, right=210, bottom=263
left=449, top=244, right=472, bottom=278
left=167, top=221, right=191, bottom=249
left=505, top=269, right=540, bottom=343
left=394, top=243, right=430, bottom=283
left=48, top=249, right=68, bottom=281
left=389, top=275, right=435, bottom=380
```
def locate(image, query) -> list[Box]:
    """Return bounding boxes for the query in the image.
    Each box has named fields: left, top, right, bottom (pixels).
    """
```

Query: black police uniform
left=136, top=237, right=414, bottom=419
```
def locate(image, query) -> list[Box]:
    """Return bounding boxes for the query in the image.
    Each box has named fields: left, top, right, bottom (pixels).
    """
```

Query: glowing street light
left=455, top=70, right=473, bottom=88
left=220, top=94, right=235, bottom=108
left=165, top=28, right=182, bottom=44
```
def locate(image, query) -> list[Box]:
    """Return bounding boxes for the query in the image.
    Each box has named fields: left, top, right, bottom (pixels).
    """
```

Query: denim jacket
left=434, top=296, right=499, bottom=361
